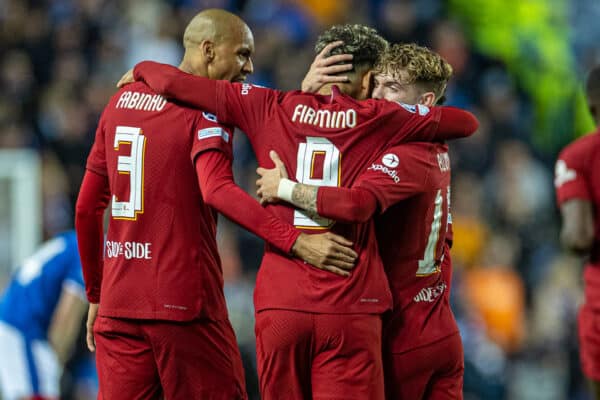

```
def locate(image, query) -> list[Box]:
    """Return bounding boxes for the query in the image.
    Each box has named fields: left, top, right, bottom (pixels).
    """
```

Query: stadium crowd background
left=0, top=0, right=599, bottom=398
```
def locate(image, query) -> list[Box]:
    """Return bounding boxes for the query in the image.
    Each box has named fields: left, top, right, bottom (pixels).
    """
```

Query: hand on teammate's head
left=116, top=68, right=135, bottom=88
left=302, top=41, right=353, bottom=93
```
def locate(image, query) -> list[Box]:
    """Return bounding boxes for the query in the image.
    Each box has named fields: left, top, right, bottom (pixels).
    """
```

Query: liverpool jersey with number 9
left=212, top=84, right=447, bottom=315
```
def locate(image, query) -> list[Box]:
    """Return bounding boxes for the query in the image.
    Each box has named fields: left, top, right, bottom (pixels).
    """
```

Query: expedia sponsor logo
left=413, top=282, right=446, bottom=303
left=382, top=153, right=399, bottom=168
left=368, top=163, right=400, bottom=183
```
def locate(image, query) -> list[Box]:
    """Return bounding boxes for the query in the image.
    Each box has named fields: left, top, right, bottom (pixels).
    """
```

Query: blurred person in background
left=555, top=64, right=600, bottom=399
left=125, top=21, right=477, bottom=399
left=77, top=8, right=354, bottom=399
left=0, top=230, right=87, bottom=400
left=257, top=42, right=466, bottom=399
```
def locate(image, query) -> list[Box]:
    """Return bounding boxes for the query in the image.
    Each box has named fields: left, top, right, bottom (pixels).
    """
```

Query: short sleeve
left=355, top=143, right=432, bottom=213
left=86, top=115, right=108, bottom=176
left=215, top=81, right=278, bottom=138
left=190, top=111, right=235, bottom=162
left=555, top=141, right=592, bottom=205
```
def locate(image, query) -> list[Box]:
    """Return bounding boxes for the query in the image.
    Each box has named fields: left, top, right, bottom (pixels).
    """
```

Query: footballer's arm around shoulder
left=274, top=181, right=377, bottom=224
left=134, top=61, right=219, bottom=117
left=560, top=199, right=594, bottom=254
left=315, top=186, right=378, bottom=223
left=435, top=106, right=479, bottom=140
left=195, top=150, right=300, bottom=253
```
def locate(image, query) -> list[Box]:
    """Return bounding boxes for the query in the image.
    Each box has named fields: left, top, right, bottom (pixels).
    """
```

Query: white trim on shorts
left=0, top=321, right=61, bottom=399
left=0, top=321, right=33, bottom=400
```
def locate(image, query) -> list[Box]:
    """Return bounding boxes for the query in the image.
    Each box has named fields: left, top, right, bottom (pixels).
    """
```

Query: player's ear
left=361, top=70, right=374, bottom=100
left=420, top=92, right=436, bottom=107
left=200, top=40, right=215, bottom=62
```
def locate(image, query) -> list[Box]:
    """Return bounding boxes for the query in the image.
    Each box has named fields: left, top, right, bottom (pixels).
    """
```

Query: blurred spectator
left=463, top=238, right=526, bottom=354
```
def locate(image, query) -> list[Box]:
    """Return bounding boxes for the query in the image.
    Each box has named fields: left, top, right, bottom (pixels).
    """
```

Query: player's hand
left=116, top=68, right=135, bottom=88
left=86, top=303, right=99, bottom=352
left=256, top=150, right=289, bottom=205
left=301, top=41, right=353, bottom=93
left=291, top=232, right=357, bottom=277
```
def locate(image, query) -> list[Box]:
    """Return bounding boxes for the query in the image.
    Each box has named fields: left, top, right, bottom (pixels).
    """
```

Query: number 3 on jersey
left=294, top=137, right=341, bottom=228
left=112, top=126, right=146, bottom=220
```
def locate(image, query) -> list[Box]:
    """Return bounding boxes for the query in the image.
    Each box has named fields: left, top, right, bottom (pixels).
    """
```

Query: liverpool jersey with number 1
left=354, top=142, right=458, bottom=353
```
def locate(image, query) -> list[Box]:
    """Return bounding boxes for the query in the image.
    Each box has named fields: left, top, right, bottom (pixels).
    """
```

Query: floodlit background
left=0, top=0, right=599, bottom=399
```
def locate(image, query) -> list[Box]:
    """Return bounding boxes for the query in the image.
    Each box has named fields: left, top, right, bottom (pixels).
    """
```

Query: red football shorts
left=255, top=309, right=384, bottom=400
left=385, top=332, right=464, bottom=400
left=578, top=304, right=600, bottom=381
left=93, top=316, right=247, bottom=400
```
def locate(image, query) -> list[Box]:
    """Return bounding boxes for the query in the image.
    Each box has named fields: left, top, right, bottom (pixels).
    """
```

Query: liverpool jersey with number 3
left=86, top=81, right=233, bottom=321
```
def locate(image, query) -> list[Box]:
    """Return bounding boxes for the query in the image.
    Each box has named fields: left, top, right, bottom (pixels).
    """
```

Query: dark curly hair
left=315, top=24, right=388, bottom=73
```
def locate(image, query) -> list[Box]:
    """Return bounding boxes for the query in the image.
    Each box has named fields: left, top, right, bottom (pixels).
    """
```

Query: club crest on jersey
left=554, top=159, right=576, bottom=188
left=198, top=127, right=229, bottom=143
left=382, top=153, right=399, bottom=168
left=437, top=152, right=450, bottom=172
left=202, top=112, right=218, bottom=123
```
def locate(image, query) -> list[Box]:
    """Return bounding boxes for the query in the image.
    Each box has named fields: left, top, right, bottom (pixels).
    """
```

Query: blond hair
left=375, top=43, right=453, bottom=100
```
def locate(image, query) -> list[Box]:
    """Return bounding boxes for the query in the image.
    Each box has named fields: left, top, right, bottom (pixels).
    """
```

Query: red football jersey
left=555, top=128, right=600, bottom=309
left=218, top=85, right=455, bottom=314
left=86, top=81, right=234, bottom=321
left=134, top=62, right=475, bottom=314
left=355, top=142, right=458, bottom=353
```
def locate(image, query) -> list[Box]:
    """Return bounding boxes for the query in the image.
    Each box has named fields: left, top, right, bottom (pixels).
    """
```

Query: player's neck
left=317, top=83, right=334, bottom=96
left=179, top=59, right=208, bottom=78
left=319, top=82, right=363, bottom=100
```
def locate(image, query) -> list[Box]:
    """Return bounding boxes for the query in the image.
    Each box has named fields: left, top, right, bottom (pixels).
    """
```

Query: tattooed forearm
left=291, top=184, right=319, bottom=215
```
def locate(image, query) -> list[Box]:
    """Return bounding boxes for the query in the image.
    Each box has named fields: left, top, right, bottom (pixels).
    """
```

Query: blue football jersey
left=0, top=231, right=85, bottom=339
